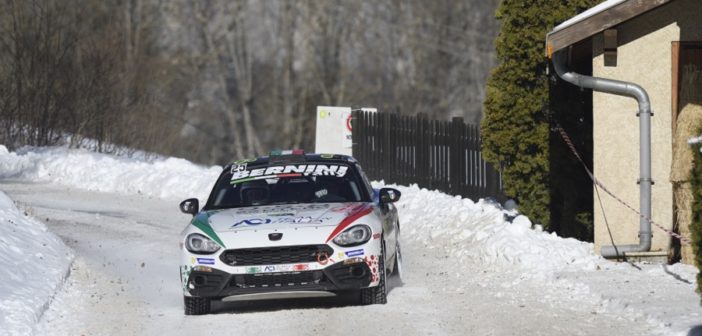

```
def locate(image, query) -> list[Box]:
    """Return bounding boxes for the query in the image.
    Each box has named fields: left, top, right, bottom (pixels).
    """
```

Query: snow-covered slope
left=0, top=145, right=220, bottom=201
left=0, top=191, right=73, bottom=336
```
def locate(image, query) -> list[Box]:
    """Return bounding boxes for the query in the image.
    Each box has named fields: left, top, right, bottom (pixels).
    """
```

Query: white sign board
left=315, top=106, right=376, bottom=155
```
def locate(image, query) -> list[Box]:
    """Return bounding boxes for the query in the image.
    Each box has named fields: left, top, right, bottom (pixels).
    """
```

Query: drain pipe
left=552, top=49, right=652, bottom=258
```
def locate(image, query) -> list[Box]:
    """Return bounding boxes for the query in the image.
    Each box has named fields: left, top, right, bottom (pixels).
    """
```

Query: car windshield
left=205, top=162, right=367, bottom=209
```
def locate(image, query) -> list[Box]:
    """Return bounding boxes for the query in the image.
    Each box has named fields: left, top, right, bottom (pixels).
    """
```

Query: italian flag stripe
left=325, top=204, right=374, bottom=243
left=192, top=215, right=225, bottom=248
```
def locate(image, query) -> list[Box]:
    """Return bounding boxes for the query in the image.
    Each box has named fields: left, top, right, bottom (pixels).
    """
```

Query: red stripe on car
left=276, top=173, right=302, bottom=178
left=325, top=204, right=373, bottom=243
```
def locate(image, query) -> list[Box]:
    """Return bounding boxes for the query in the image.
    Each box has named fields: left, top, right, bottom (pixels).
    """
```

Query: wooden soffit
left=546, top=0, right=675, bottom=57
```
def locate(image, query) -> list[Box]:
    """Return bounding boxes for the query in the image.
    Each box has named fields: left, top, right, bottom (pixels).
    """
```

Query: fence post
left=382, top=112, right=391, bottom=183
left=352, top=110, right=361, bottom=164
left=417, top=114, right=428, bottom=188
left=467, top=124, right=477, bottom=198
left=451, top=117, right=464, bottom=196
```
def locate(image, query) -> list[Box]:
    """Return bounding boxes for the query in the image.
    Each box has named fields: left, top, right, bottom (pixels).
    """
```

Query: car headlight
left=185, top=233, right=221, bottom=254
left=332, top=225, right=372, bottom=247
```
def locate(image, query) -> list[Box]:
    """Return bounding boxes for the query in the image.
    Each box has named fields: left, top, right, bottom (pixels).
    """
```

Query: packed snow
left=0, top=191, right=72, bottom=336
left=1, top=145, right=700, bottom=335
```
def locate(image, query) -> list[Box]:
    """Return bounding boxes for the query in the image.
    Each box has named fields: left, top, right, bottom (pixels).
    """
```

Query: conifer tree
left=481, top=0, right=597, bottom=228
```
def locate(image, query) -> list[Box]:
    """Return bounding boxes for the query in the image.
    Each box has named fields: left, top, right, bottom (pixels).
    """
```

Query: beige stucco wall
left=592, top=0, right=702, bottom=254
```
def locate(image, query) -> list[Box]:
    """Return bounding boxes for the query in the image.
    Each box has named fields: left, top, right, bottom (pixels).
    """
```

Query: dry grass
left=671, top=103, right=702, bottom=183
left=674, top=183, right=695, bottom=264
left=672, top=65, right=702, bottom=264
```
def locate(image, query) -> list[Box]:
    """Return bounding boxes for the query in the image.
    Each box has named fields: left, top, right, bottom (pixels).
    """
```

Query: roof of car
left=224, top=153, right=358, bottom=171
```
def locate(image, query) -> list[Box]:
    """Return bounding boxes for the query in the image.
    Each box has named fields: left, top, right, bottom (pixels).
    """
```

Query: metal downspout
left=552, top=50, right=652, bottom=258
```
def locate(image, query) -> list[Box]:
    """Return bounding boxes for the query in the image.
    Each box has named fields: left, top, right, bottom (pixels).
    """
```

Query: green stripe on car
left=230, top=176, right=256, bottom=184
left=191, top=214, right=225, bottom=248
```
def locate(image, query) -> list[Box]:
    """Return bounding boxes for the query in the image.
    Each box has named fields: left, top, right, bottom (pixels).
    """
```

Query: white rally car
left=178, top=150, right=402, bottom=315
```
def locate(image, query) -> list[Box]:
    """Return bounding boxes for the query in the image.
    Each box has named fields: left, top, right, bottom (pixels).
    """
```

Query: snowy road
left=0, top=181, right=668, bottom=336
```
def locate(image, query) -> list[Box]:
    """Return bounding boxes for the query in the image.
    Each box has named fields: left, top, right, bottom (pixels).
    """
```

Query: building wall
left=592, top=0, right=702, bottom=254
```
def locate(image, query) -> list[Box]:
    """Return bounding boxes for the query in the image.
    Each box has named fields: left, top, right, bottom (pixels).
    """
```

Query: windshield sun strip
left=230, top=173, right=302, bottom=185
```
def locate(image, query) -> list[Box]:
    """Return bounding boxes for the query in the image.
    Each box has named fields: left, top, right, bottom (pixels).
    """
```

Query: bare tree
left=0, top=0, right=501, bottom=164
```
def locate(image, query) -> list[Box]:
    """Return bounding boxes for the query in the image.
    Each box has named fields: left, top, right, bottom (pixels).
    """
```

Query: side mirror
left=180, top=198, right=199, bottom=216
left=379, top=188, right=401, bottom=204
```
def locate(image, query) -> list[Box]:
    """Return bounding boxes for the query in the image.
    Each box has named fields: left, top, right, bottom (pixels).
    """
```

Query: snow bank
left=0, top=191, right=73, bottom=336
left=384, top=183, right=603, bottom=275
left=1, top=145, right=603, bottom=275
left=0, top=146, right=221, bottom=201
left=0, top=145, right=605, bottom=276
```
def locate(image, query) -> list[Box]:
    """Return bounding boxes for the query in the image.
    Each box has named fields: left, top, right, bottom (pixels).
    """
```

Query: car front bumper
left=183, top=259, right=373, bottom=299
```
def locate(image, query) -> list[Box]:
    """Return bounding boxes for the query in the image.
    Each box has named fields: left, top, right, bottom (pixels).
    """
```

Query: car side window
left=355, top=164, right=375, bottom=200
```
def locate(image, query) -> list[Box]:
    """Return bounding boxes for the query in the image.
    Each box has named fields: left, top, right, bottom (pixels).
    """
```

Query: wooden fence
left=352, top=111, right=502, bottom=201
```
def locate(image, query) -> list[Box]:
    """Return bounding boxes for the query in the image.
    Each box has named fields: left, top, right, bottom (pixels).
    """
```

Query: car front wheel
left=184, top=296, right=211, bottom=315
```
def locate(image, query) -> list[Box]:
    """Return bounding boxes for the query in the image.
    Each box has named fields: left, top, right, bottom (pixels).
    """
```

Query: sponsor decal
left=246, top=266, right=261, bottom=273
left=345, top=249, right=364, bottom=257
left=247, top=264, right=309, bottom=273
left=337, top=252, right=344, bottom=259
left=231, top=218, right=272, bottom=227
left=235, top=204, right=329, bottom=215
left=372, top=233, right=381, bottom=240
left=197, top=258, right=215, bottom=265
left=315, top=189, right=328, bottom=198
left=268, top=212, right=295, bottom=217
left=277, top=216, right=331, bottom=224
left=190, top=257, right=196, bottom=264
left=230, top=164, right=348, bottom=184
left=292, top=264, right=309, bottom=271
left=230, top=162, right=247, bottom=174
left=330, top=203, right=363, bottom=213
left=193, top=266, right=213, bottom=272
left=231, top=216, right=331, bottom=228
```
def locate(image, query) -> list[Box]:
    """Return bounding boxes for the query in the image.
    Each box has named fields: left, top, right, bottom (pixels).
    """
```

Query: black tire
left=360, top=244, right=387, bottom=305
left=184, top=296, right=211, bottom=315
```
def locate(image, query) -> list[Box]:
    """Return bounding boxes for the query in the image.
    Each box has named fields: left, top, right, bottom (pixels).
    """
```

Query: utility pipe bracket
left=637, top=178, right=654, bottom=185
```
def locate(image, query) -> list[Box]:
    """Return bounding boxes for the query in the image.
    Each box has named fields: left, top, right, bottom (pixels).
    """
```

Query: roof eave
left=545, top=0, right=675, bottom=58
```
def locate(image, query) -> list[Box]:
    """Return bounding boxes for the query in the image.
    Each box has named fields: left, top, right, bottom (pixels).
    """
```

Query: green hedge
left=481, top=0, right=597, bottom=229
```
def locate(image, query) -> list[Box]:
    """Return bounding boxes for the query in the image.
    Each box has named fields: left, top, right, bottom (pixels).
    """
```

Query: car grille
left=231, top=271, right=323, bottom=289
left=219, top=245, right=333, bottom=266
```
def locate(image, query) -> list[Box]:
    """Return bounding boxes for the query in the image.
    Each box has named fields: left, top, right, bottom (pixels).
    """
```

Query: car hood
left=203, top=202, right=369, bottom=233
